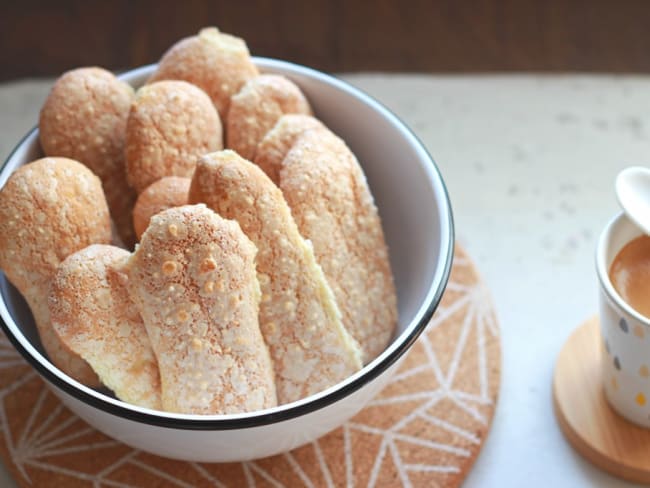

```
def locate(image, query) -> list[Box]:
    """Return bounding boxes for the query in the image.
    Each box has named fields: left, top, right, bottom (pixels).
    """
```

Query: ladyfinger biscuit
left=125, top=80, right=222, bottom=193
left=126, top=204, right=276, bottom=414
left=50, top=245, right=162, bottom=409
left=133, top=176, right=190, bottom=240
left=0, top=157, right=112, bottom=385
left=227, top=75, right=312, bottom=161
left=280, top=128, right=398, bottom=363
left=39, top=67, right=138, bottom=247
left=254, top=114, right=325, bottom=184
left=149, top=27, right=258, bottom=119
left=189, top=150, right=362, bottom=404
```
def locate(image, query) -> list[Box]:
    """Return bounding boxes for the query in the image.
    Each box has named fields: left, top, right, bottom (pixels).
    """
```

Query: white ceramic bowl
left=0, top=59, right=454, bottom=462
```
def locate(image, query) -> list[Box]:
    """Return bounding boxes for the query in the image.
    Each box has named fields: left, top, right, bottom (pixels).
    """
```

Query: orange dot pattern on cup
left=634, top=325, right=645, bottom=339
left=636, top=393, right=647, bottom=406
left=603, top=317, right=650, bottom=411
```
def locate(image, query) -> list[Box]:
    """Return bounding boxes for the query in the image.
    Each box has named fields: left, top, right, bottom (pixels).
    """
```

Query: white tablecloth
left=1, top=73, right=646, bottom=487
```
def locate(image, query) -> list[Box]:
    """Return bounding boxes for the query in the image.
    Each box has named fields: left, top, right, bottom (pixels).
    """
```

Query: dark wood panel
left=2, top=0, right=650, bottom=80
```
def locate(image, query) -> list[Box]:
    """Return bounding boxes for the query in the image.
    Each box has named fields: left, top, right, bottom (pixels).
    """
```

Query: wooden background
left=2, top=0, right=650, bottom=81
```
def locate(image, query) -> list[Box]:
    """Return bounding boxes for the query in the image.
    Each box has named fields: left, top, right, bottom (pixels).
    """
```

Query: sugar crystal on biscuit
left=201, top=257, right=217, bottom=272
left=162, top=260, right=177, bottom=275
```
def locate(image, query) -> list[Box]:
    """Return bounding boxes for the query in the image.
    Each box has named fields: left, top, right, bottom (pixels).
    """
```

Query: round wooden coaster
left=553, top=316, right=650, bottom=484
left=0, top=244, right=500, bottom=487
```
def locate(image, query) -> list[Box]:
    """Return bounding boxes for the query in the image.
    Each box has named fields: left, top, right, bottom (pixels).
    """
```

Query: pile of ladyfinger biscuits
left=0, top=27, right=398, bottom=415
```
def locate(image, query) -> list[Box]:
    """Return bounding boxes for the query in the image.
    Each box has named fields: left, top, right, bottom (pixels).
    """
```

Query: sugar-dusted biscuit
left=254, top=114, right=325, bottom=184
left=125, top=204, right=276, bottom=414
left=125, top=80, right=222, bottom=194
left=280, top=128, right=397, bottom=363
left=39, top=67, right=138, bottom=248
left=189, top=150, right=362, bottom=404
left=148, top=27, right=258, bottom=119
left=227, top=75, right=312, bottom=161
left=0, top=157, right=112, bottom=385
left=50, top=245, right=162, bottom=409
left=133, top=176, right=190, bottom=240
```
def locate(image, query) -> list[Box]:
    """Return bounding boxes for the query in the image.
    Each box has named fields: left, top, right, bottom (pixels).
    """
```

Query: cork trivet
left=554, top=316, right=650, bottom=484
left=0, top=244, right=500, bottom=487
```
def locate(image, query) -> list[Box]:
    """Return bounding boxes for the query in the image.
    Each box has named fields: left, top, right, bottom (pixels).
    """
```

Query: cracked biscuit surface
left=227, top=75, right=312, bottom=161
left=0, top=157, right=111, bottom=385
left=126, top=204, right=276, bottom=414
left=50, top=245, right=162, bottom=409
left=148, top=27, right=258, bottom=119
left=39, top=67, right=137, bottom=247
left=190, top=150, right=362, bottom=404
left=125, top=80, right=222, bottom=194
left=280, top=128, right=398, bottom=363
left=133, top=176, right=190, bottom=240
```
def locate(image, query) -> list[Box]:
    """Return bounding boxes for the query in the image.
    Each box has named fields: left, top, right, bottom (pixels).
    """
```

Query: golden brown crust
left=148, top=27, right=258, bottom=119
left=39, top=67, right=138, bottom=248
left=125, top=80, right=223, bottom=194
left=254, top=114, right=325, bottom=184
left=0, top=157, right=112, bottom=385
left=50, top=245, right=162, bottom=409
left=125, top=204, right=276, bottom=414
left=189, top=150, right=362, bottom=404
left=227, top=75, right=312, bottom=161
left=133, top=176, right=190, bottom=240
left=280, top=128, right=398, bottom=363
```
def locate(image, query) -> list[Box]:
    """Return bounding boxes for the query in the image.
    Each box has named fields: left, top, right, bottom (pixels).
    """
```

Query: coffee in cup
left=609, top=235, right=650, bottom=320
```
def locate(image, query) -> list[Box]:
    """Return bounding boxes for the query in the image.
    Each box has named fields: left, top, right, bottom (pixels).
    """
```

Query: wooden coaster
left=553, top=316, right=650, bottom=484
left=0, top=244, right=500, bottom=487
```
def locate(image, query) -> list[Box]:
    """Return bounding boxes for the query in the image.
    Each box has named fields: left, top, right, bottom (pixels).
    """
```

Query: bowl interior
left=0, top=58, right=453, bottom=421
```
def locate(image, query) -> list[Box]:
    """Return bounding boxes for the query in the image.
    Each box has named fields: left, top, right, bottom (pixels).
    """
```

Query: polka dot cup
left=597, top=212, right=650, bottom=427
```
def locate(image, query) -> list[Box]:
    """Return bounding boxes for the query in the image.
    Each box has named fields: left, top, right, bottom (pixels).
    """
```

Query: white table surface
left=1, top=73, right=648, bottom=487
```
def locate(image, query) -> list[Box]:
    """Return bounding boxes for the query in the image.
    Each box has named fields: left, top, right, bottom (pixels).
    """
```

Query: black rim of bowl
left=0, top=66, right=455, bottom=430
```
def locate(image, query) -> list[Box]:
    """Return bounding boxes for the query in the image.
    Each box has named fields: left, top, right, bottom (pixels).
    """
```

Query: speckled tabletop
left=1, top=74, right=647, bottom=487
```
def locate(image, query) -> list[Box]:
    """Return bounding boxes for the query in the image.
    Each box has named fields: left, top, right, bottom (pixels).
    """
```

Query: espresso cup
left=596, top=212, right=650, bottom=427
